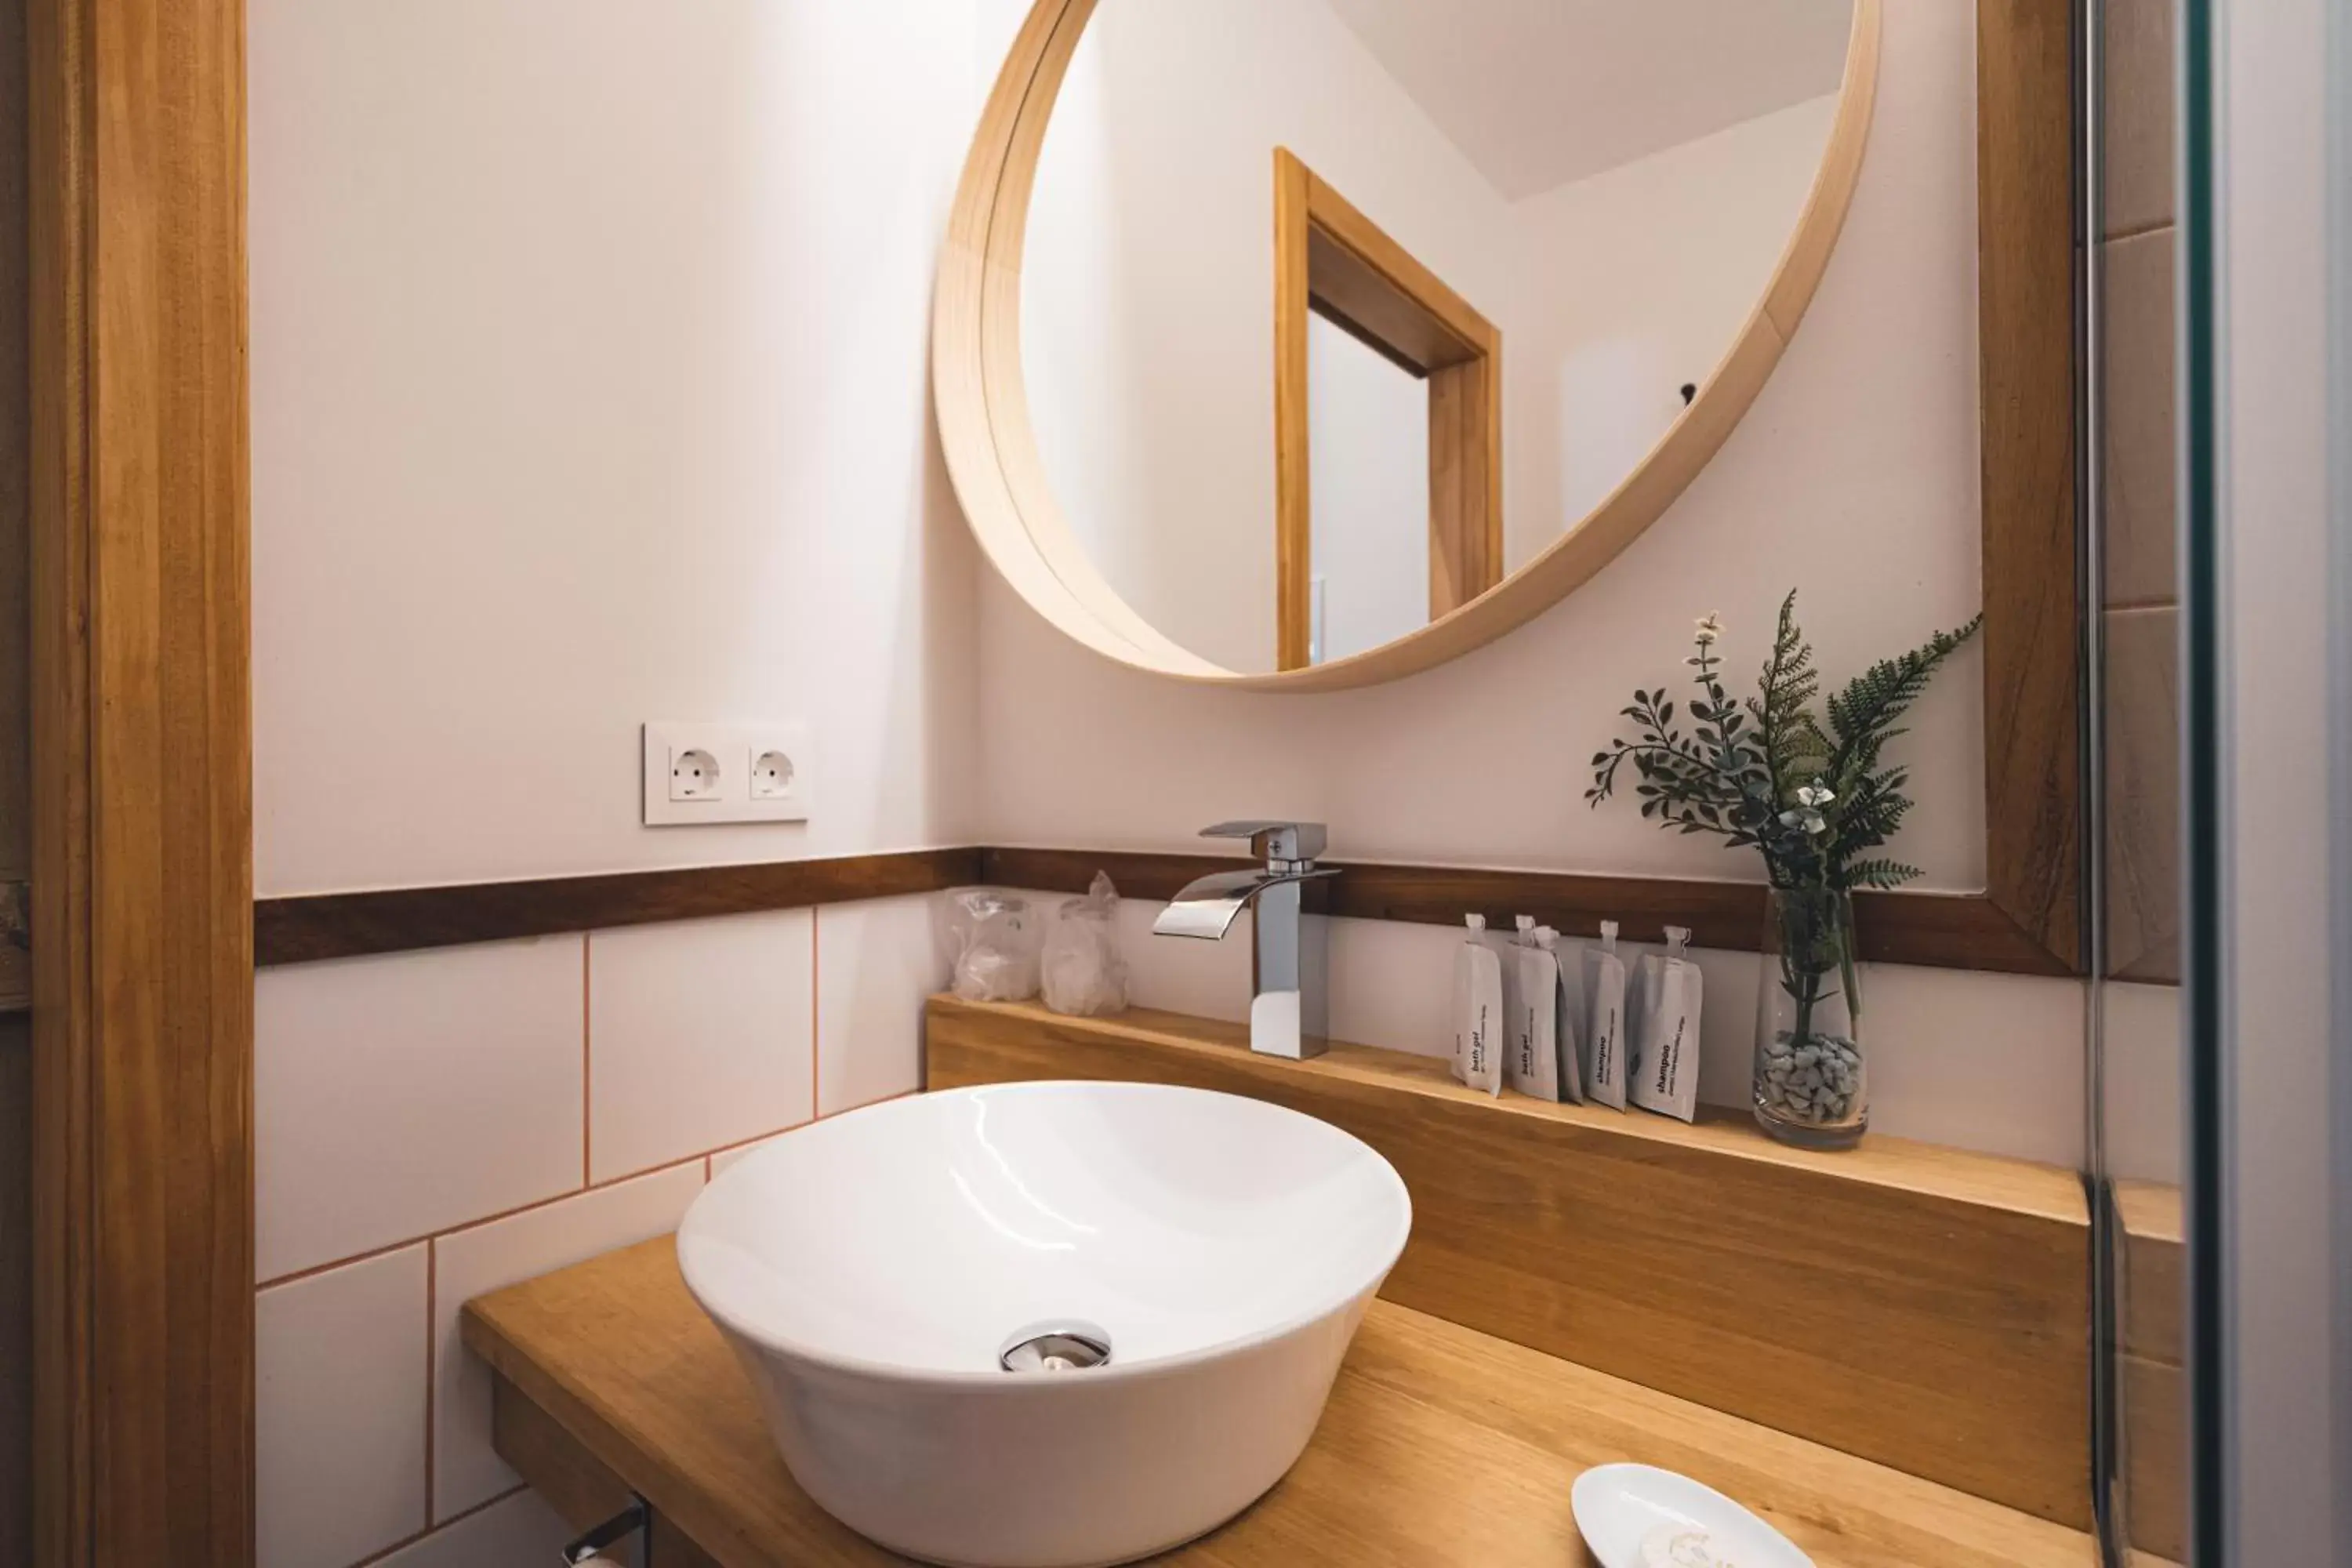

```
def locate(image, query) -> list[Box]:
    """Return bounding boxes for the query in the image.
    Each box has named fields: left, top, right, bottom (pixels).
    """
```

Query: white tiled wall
left=373, top=1489, right=575, bottom=1568
left=431, top=1163, right=707, bottom=1520
left=257, top=1246, right=430, bottom=1568
left=815, top=896, right=947, bottom=1116
left=709, top=1132, right=789, bottom=1178
left=587, top=912, right=815, bottom=1184
left=253, top=896, right=947, bottom=1568
left=256, top=937, right=586, bottom=1282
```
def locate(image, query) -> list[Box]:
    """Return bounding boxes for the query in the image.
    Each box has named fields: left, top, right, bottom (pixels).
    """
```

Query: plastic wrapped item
left=1040, top=873, right=1130, bottom=1017
left=946, top=889, right=1043, bottom=1003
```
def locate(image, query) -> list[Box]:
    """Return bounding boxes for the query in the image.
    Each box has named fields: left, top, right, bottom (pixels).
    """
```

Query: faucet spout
left=1150, top=823, right=1338, bottom=1060
left=1152, top=868, right=1314, bottom=942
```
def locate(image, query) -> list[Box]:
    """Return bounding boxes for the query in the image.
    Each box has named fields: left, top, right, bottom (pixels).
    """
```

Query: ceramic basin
left=676, top=1080, right=1412, bottom=1567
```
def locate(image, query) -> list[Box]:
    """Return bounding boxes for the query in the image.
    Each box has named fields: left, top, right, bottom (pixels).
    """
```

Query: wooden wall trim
left=256, top=845, right=2067, bottom=977
left=254, top=849, right=982, bottom=967
left=31, top=0, right=255, bottom=1559
left=1977, top=0, right=2085, bottom=974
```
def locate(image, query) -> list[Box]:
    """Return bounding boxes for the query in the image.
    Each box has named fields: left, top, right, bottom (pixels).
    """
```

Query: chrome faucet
left=1152, top=822, right=1338, bottom=1060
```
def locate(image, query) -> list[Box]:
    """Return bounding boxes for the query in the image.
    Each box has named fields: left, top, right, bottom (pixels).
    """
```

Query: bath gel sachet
left=1452, top=914, right=1504, bottom=1097
left=1629, top=925, right=1704, bottom=1123
left=1504, top=916, right=1562, bottom=1102
left=1533, top=926, right=1586, bottom=1104
left=1581, top=920, right=1628, bottom=1109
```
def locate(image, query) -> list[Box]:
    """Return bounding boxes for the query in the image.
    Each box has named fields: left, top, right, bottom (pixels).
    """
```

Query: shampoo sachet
left=1581, top=920, right=1628, bottom=1109
left=1629, top=925, right=1704, bottom=1123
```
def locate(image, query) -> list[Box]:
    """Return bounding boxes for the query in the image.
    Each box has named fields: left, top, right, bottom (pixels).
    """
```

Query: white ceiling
left=1320, top=0, right=1854, bottom=200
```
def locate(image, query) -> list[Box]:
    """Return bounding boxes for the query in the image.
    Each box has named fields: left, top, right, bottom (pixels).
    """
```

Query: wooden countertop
left=927, top=998, right=2092, bottom=1526
left=463, top=1237, right=2096, bottom=1568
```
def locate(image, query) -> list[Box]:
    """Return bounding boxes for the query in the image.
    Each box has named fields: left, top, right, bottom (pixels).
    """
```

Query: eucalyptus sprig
left=1586, top=591, right=1982, bottom=894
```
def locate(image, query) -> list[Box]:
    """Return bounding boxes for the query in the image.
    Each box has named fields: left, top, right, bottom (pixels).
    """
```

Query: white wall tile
left=431, top=1163, right=705, bottom=1521
left=709, top=1132, right=786, bottom=1178
left=376, top=1488, right=573, bottom=1568
left=816, top=896, right=945, bottom=1114
left=257, top=938, right=586, bottom=1281
left=587, top=912, right=814, bottom=1182
left=257, top=1245, right=430, bottom=1568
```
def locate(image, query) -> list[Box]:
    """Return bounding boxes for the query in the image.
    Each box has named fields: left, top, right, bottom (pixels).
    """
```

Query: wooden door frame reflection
left=1272, top=147, right=1503, bottom=670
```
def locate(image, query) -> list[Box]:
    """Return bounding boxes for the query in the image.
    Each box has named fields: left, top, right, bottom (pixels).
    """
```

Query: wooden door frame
left=1976, top=0, right=2084, bottom=975
left=1272, top=148, right=1504, bottom=670
left=29, top=0, right=255, bottom=1560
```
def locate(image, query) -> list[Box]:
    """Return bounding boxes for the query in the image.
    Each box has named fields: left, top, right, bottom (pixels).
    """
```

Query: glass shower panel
left=2092, top=1, right=2186, bottom=1561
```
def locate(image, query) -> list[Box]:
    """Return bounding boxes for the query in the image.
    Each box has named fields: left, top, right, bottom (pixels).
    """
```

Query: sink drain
left=998, top=1323, right=1112, bottom=1374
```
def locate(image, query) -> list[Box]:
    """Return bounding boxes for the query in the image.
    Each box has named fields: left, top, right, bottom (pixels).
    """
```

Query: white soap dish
left=1570, top=1464, right=1814, bottom=1568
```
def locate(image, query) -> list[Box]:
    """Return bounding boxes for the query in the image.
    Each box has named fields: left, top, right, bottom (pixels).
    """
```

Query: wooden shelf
left=927, top=997, right=2092, bottom=1529
left=463, top=1237, right=2097, bottom=1568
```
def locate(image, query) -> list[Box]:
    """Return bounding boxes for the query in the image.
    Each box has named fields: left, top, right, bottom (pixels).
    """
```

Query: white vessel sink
left=676, top=1080, right=1412, bottom=1567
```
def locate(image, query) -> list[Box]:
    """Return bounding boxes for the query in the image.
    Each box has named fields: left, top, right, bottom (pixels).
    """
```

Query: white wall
left=1018, top=0, right=1522, bottom=672
left=980, top=0, right=1987, bottom=890
left=1300, top=88, right=1839, bottom=655
left=252, top=0, right=981, bottom=896
left=247, top=2, right=977, bottom=1563
left=974, top=2, right=2046, bottom=1145
left=1511, top=93, right=1840, bottom=562
left=1308, top=317, right=1429, bottom=661
left=1015, top=0, right=1831, bottom=673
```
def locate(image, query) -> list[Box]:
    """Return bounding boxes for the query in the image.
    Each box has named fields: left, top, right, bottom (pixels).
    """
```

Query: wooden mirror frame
left=934, top=0, right=1886, bottom=691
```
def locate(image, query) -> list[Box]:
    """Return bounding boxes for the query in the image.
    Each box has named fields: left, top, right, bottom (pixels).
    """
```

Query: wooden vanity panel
left=493, top=1374, right=724, bottom=1568
left=463, top=1237, right=2095, bottom=1568
left=925, top=997, right=2092, bottom=1529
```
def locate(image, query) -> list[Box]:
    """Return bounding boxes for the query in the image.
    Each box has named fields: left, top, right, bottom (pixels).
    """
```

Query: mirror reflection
left=1018, top=0, right=1857, bottom=673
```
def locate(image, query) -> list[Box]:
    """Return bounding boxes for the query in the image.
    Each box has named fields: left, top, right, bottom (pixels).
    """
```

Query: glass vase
left=1753, top=885, right=1867, bottom=1149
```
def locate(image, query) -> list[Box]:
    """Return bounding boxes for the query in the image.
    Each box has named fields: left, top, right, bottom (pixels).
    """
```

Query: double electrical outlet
left=641, top=721, right=813, bottom=826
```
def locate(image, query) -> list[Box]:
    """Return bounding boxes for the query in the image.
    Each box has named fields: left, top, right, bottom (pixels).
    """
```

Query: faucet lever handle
left=1200, top=820, right=1327, bottom=864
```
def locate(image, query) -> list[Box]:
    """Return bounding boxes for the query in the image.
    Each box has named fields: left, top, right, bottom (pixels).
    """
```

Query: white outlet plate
left=642, top=721, right=814, bottom=826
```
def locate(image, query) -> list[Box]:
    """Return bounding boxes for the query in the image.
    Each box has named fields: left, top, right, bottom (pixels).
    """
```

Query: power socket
left=642, top=721, right=815, bottom=826
left=750, top=749, right=795, bottom=800
left=670, top=748, right=722, bottom=802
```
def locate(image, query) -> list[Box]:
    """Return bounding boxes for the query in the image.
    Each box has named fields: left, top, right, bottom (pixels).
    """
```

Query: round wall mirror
left=938, top=0, right=1881, bottom=690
